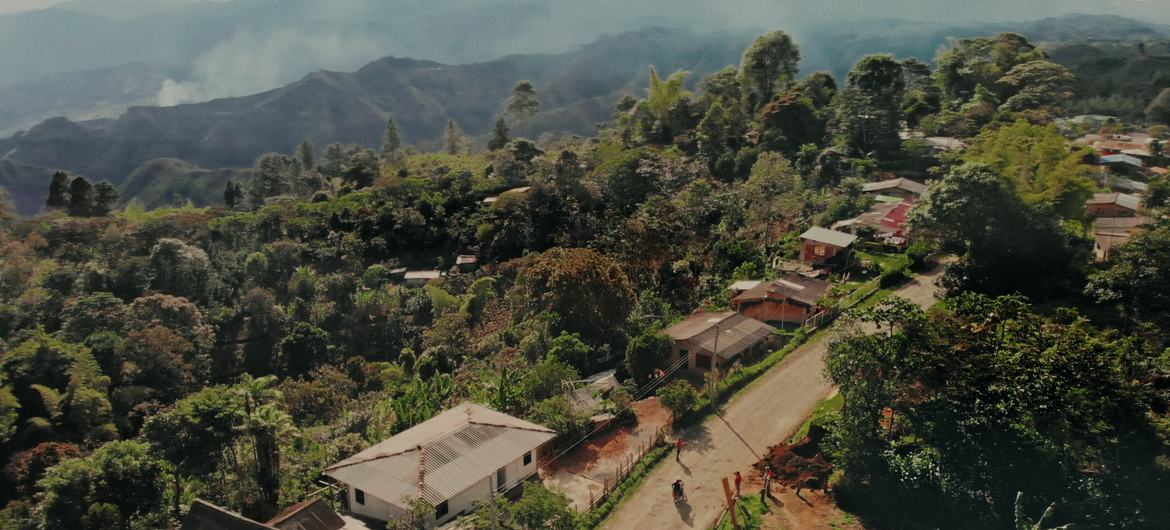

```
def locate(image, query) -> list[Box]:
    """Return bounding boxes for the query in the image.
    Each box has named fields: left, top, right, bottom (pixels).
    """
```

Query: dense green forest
left=1, top=28, right=1169, bottom=530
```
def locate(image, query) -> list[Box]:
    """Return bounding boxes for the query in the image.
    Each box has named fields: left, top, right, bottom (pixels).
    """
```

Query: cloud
left=158, top=27, right=388, bottom=105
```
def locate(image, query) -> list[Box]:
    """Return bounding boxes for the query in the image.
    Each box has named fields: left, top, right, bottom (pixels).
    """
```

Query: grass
left=714, top=495, right=768, bottom=530
left=855, top=250, right=910, bottom=273
left=789, top=393, right=845, bottom=444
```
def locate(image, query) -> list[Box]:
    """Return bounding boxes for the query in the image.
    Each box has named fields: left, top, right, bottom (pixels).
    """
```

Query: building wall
left=1087, top=204, right=1136, bottom=217
left=800, top=241, right=843, bottom=264
left=736, top=299, right=812, bottom=325
left=347, top=449, right=544, bottom=528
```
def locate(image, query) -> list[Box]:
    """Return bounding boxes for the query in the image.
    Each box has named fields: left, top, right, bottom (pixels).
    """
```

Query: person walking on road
left=675, top=438, right=684, bottom=461
left=734, top=471, right=742, bottom=497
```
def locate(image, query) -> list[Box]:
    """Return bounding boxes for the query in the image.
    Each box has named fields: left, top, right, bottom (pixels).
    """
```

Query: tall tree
left=444, top=120, right=461, bottom=155
left=646, top=68, right=691, bottom=122
left=505, top=80, right=540, bottom=137
left=67, top=176, right=94, bottom=217
left=223, top=180, right=243, bottom=209
left=995, top=60, right=1075, bottom=112
left=488, top=117, right=510, bottom=151
left=297, top=139, right=314, bottom=170
left=46, top=171, right=72, bottom=210
left=738, top=30, right=801, bottom=111
left=92, top=182, right=119, bottom=216
left=833, top=54, right=906, bottom=159
left=380, top=116, right=401, bottom=162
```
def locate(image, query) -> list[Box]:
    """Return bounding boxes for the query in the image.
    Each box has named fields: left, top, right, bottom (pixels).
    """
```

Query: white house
left=324, top=402, right=557, bottom=528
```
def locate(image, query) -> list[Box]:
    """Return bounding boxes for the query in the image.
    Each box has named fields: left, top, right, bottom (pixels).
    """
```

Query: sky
left=2, top=0, right=1169, bottom=22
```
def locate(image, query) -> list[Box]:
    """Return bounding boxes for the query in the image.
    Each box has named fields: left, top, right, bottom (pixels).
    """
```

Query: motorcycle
left=671, top=480, right=686, bottom=502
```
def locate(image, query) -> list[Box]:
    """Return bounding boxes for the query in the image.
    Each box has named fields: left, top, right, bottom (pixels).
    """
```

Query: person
left=734, top=471, right=742, bottom=496
left=675, top=438, right=684, bottom=461
left=763, top=466, right=774, bottom=498
left=672, top=479, right=685, bottom=501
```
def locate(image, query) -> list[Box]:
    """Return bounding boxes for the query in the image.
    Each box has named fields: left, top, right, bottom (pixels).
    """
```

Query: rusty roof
left=324, top=403, right=555, bottom=508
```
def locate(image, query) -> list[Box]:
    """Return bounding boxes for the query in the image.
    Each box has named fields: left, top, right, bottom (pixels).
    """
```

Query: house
left=404, top=270, right=442, bottom=286
left=1085, top=193, right=1141, bottom=218
left=831, top=201, right=912, bottom=243
left=181, top=498, right=351, bottom=530
left=798, top=226, right=858, bottom=265
left=1092, top=216, right=1148, bottom=262
left=861, top=177, right=926, bottom=200
left=732, top=276, right=831, bottom=326
left=455, top=255, right=479, bottom=272
left=324, top=402, right=556, bottom=528
left=1100, top=153, right=1144, bottom=174
left=663, top=311, right=776, bottom=372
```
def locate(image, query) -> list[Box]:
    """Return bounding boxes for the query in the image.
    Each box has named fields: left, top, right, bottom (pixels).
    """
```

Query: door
left=496, top=467, right=507, bottom=492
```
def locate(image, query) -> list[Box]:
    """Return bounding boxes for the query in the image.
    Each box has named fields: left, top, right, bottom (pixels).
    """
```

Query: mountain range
left=0, top=13, right=1167, bottom=215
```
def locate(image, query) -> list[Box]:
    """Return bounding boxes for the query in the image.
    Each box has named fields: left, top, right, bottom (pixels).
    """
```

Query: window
left=435, top=501, right=449, bottom=519
left=695, top=353, right=712, bottom=370
left=497, top=467, right=507, bottom=492
left=814, top=245, right=826, bottom=257
left=354, top=489, right=365, bottom=505
left=523, top=451, right=533, bottom=466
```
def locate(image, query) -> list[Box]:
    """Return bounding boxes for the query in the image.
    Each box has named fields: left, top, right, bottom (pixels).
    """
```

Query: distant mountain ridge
left=1, top=14, right=1166, bottom=216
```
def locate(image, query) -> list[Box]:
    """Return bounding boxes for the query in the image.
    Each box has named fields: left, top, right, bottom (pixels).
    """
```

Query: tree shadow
left=683, top=422, right=716, bottom=455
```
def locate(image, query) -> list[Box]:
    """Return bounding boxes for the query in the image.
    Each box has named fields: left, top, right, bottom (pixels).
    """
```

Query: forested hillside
left=1, top=23, right=1169, bottom=530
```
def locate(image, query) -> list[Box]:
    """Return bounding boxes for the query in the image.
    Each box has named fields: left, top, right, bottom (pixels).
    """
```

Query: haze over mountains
left=0, top=1, right=1167, bottom=215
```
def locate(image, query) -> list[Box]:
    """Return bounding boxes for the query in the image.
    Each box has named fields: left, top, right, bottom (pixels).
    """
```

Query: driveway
left=598, top=266, right=944, bottom=530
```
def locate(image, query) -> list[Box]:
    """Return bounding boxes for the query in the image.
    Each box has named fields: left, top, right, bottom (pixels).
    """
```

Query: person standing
left=675, top=438, right=684, bottom=461
left=763, top=466, right=774, bottom=498
left=734, top=471, right=743, bottom=497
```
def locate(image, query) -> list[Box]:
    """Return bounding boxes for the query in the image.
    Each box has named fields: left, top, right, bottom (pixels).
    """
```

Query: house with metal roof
left=662, top=311, right=776, bottom=372
left=861, top=177, right=926, bottom=199
left=732, top=276, right=831, bottom=326
left=181, top=498, right=353, bottom=530
left=798, top=227, right=858, bottom=265
left=324, top=402, right=557, bottom=528
left=1086, top=193, right=1142, bottom=218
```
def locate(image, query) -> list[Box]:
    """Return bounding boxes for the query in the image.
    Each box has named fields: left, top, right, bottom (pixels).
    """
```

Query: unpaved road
left=598, top=267, right=944, bottom=530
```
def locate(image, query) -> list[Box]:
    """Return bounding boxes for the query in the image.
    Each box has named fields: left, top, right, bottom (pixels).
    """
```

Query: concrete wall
left=347, top=485, right=407, bottom=522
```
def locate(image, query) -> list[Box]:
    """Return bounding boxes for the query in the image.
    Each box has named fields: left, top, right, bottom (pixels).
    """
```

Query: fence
left=584, top=425, right=668, bottom=511
left=803, top=278, right=882, bottom=331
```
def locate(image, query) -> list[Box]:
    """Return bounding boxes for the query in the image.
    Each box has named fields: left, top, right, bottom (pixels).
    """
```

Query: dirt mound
left=755, top=424, right=834, bottom=490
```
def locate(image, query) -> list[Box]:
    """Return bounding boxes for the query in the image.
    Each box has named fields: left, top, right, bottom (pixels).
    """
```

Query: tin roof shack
left=732, top=276, right=831, bottom=326
left=324, top=403, right=556, bottom=528
left=403, top=270, right=442, bottom=287
left=798, top=227, right=858, bottom=266
left=455, top=255, right=479, bottom=273
left=663, top=311, right=777, bottom=373
left=1085, top=193, right=1141, bottom=218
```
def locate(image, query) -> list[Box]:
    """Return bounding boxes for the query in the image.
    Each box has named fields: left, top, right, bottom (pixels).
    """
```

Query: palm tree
left=1015, top=492, right=1073, bottom=530
left=236, top=375, right=295, bottom=519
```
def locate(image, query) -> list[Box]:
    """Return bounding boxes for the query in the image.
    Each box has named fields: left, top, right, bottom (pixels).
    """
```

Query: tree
left=1148, top=87, right=1170, bottom=125
left=444, top=120, right=461, bottom=155
left=505, top=80, right=540, bottom=137
left=297, top=139, right=315, bottom=170
left=657, top=379, right=698, bottom=420
left=149, top=238, right=211, bottom=301
left=280, top=322, right=331, bottom=376
left=513, top=248, right=636, bottom=350
left=546, top=332, right=594, bottom=373
left=0, top=387, right=19, bottom=446
left=488, top=117, right=510, bottom=151
left=739, top=30, right=800, bottom=111
left=248, top=153, right=296, bottom=207
left=963, top=120, right=1094, bottom=219
left=909, top=164, right=1085, bottom=299
left=39, top=440, right=168, bottom=530
left=510, top=482, right=578, bottom=530
left=46, top=171, right=71, bottom=210
left=625, top=328, right=671, bottom=383
left=833, top=54, right=906, bottom=159
left=646, top=68, right=691, bottom=122
left=224, top=180, right=244, bottom=209
left=996, top=60, right=1075, bottom=112
left=937, top=32, right=1044, bottom=103
left=1086, top=218, right=1170, bottom=327
left=67, top=176, right=94, bottom=216
left=92, top=182, right=119, bottom=216
left=380, top=116, right=401, bottom=162
left=4, top=442, right=83, bottom=497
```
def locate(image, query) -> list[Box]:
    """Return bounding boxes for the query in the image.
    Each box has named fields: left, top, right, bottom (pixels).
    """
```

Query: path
left=598, top=266, right=944, bottom=530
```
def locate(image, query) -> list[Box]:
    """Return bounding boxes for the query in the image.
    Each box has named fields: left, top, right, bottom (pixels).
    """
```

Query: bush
left=879, top=265, right=910, bottom=288
left=905, top=241, right=934, bottom=271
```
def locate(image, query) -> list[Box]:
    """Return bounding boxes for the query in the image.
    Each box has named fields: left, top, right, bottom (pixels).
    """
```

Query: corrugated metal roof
left=266, top=498, right=346, bottom=530
left=1087, top=193, right=1141, bottom=211
left=324, top=403, right=555, bottom=508
left=799, top=226, right=858, bottom=248
left=733, top=276, right=831, bottom=307
left=181, top=500, right=276, bottom=530
left=861, top=177, right=926, bottom=195
left=727, top=280, right=763, bottom=292
left=663, top=312, right=775, bottom=359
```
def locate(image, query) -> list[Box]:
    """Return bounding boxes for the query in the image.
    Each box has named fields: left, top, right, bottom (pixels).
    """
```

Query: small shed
left=798, top=227, right=858, bottom=265
left=455, top=255, right=479, bottom=272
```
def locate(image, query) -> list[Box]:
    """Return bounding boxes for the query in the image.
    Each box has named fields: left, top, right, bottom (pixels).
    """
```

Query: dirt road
left=598, top=267, right=944, bottom=530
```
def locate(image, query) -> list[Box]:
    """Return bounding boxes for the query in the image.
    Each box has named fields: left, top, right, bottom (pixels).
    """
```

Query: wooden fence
left=584, top=425, right=668, bottom=511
